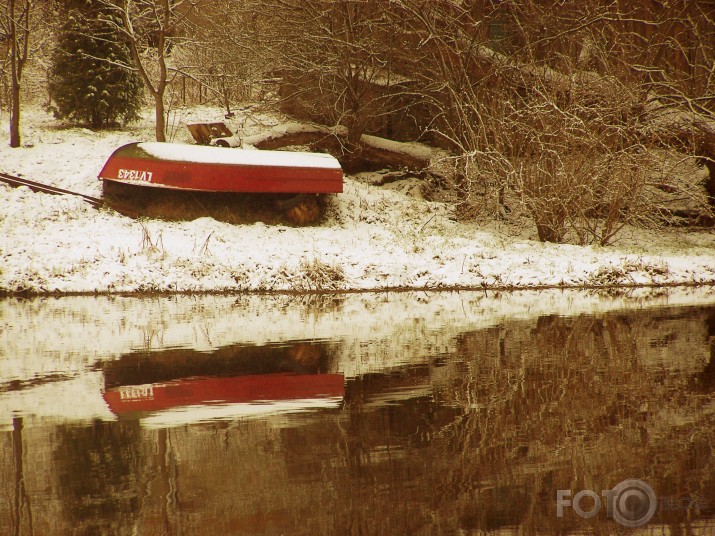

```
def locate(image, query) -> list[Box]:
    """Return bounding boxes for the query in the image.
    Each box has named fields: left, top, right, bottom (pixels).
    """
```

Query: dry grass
left=288, top=257, right=345, bottom=292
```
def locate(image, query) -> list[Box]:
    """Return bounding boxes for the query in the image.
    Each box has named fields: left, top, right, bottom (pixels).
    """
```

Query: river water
left=1, top=289, right=714, bottom=534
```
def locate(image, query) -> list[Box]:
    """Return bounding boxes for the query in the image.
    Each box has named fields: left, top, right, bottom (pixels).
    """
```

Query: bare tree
left=98, top=0, right=201, bottom=142
left=260, top=0, right=413, bottom=151
left=0, top=0, right=33, bottom=147
left=182, top=0, right=271, bottom=115
left=393, top=0, right=714, bottom=242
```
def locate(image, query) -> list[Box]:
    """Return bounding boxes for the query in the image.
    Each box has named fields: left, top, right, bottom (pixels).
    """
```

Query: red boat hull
left=98, top=142, right=343, bottom=194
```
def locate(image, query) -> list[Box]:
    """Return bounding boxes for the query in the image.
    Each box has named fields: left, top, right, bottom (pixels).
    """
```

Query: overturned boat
left=98, top=142, right=343, bottom=224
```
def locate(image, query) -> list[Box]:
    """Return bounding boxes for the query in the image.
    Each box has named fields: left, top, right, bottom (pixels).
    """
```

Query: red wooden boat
left=98, top=142, right=343, bottom=194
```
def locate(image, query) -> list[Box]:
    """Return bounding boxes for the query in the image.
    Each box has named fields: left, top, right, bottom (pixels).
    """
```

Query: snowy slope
left=1, top=106, right=714, bottom=294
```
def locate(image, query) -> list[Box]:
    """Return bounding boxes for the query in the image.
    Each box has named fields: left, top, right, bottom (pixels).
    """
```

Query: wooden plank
left=186, top=122, right=234, bottom=145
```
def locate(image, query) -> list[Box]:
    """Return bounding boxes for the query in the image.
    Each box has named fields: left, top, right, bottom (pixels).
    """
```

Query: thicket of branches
left=389, top=0, right=715, bottom=243
left=2, top=0, right=714, bottom=242
left=196, top=0, right=715, bottom=243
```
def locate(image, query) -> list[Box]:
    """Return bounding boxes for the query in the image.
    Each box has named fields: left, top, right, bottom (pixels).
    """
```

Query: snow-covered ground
left=1, top=106, right=714, bottom=294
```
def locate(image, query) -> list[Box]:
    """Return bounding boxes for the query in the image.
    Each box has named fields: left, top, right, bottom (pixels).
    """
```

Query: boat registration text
left=118, top=169, right=153, bottom=182
left=118, top=386, right=154, bottom=400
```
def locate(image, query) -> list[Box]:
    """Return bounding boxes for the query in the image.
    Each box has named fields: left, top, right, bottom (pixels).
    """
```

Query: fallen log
left=245, top=123, right=437, bottom=173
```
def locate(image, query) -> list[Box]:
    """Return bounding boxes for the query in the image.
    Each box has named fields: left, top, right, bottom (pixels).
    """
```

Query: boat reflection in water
left=101, top=340, right=344, bottom=427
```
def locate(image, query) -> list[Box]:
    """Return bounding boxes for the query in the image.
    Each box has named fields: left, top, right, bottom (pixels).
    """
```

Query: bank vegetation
left=2, top=0, right=715, bottom=244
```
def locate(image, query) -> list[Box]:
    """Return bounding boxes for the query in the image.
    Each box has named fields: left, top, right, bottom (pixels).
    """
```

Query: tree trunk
left=704, top=159, right=715, bottom=203
left=10, top=76, right=21, bottom=148
left=8, top=0, right=23, bottom=148
left=154, top=0, right=169, bottom=142
left=154, top=91, right=166, bottom=142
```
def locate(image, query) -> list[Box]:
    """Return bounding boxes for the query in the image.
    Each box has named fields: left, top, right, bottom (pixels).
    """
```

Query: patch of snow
left=137, top=141, right=341, bottom=168
left=242, top=121, right=339, bottom=147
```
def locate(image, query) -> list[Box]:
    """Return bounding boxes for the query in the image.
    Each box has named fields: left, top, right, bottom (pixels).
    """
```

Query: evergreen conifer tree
left=49, top=1, right=143, bottom=128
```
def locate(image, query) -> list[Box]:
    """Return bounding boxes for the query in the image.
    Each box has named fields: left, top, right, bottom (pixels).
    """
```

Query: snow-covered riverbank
left=1, top=107, right=714, bottom=294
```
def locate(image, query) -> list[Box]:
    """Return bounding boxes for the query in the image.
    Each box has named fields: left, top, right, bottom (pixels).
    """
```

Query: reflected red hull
left=103, top=373, right=345, bottom=415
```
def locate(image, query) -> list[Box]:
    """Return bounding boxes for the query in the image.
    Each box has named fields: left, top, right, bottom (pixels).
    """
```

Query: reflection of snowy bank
left=2, top=287, right=715, bottom=378
left=0, top=372, right=114, bottom=427
left=1, top=287, right=714, bottom=429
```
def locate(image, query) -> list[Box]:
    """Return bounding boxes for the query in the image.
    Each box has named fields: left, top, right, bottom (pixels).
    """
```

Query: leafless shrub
left=394, top=0, right=715, bottom=243
left=198, top=232, right=212, bottom=257
left=138, top=221, right=163, bottom=255
left=292, top=257, right=345, bottom=292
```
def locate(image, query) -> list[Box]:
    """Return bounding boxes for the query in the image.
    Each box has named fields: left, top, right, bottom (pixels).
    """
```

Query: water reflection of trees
left=6, top=418, right=33, bottom=536
left=2, top=305, right=714, bottom=534
left=332, top=307, right=715, bottom=533
left=697, top=310, right=715, bottom=392
left=288, top=306, right=715, bottom=534
left=54, top=421, right=143, bottom=535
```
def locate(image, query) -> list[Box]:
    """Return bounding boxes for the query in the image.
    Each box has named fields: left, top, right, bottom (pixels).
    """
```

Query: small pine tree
left=49, top=1, right=143, bottom=129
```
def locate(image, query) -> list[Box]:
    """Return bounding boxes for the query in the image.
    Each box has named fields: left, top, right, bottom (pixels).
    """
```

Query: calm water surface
left=1, top=290, right=714, bottom=535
